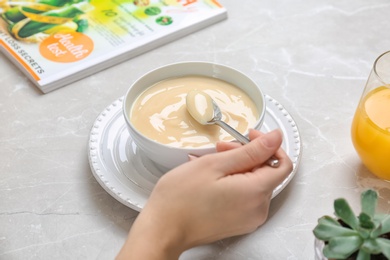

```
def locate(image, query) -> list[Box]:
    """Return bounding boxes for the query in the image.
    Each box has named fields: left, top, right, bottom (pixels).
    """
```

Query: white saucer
left=88, top=95, right=302, bottom=212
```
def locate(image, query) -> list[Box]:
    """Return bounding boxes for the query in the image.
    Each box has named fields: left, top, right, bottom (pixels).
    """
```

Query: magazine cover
left=0, top=0, right=227, bottom=93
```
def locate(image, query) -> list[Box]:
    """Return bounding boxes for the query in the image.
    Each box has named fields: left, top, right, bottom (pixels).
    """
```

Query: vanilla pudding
left=130, top=75, right=259, bottom=148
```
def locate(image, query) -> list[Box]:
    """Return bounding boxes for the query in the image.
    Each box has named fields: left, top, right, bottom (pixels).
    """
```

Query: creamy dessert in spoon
left=185, top=90, right=215, bottom=125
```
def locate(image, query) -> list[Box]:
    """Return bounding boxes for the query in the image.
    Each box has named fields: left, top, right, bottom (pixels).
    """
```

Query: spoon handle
left=215, top=120, right=279, bottom=168
left=215, top=120, right=250, bottom=144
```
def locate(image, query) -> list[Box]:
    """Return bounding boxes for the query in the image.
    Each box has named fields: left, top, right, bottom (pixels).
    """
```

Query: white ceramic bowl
left=123, top=61, right=266, bottom=170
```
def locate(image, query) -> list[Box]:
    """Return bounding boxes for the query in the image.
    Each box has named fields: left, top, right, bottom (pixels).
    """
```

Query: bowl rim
left=122, top=61, right=266, bottom=151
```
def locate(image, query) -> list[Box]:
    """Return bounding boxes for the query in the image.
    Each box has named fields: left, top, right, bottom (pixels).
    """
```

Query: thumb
left=217, top=129, right=283, bottom=174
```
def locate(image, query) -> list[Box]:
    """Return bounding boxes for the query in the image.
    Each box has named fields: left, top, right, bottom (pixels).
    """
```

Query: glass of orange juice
left=351, top=51, right=390, bottom=180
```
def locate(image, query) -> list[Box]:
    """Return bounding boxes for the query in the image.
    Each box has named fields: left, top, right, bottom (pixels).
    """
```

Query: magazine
left=0, top=0, right=227, bottom=93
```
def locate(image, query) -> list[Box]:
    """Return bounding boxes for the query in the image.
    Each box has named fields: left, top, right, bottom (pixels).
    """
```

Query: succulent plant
left=313, top=189, right=390, bottom=260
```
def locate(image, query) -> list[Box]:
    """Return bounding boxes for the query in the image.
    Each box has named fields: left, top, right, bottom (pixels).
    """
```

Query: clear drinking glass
left=351, top=51, right=390, bottom=180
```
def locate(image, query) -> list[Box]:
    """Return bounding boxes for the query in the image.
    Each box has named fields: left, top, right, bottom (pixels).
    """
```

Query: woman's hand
left=117, top=129, right=293, bottom=260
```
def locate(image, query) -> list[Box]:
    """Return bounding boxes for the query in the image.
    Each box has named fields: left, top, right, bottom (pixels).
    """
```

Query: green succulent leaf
left=361, top=189, right=377, bottom=218
left=334, top=198, right=359, bottom=230
left=313, top=216, right=359, bottom=241
left=358, top=212, right=375, bottom=229
left=377, top=238, right=390, bottom=259
left=323, top=235, right=363, bottom=259
left=357, top=227, right=371, bottom=240
left=356, top=249, right=370, bottom=260
left=372, top=215, right=390, bottom=237
left=318, top=215, right=341, bottom=226
left=361, top=238, right=381, bottom=254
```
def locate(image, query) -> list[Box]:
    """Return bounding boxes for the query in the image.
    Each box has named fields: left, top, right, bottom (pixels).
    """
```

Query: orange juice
left=351, top=86, right=390, bottom=179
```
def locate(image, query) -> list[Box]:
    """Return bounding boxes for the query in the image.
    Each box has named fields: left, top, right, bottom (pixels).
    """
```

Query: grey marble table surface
left=2, top=1, right=390, bottom=259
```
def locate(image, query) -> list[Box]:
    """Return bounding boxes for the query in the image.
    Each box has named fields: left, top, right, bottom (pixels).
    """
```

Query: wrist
left=117, top=208, right=186, bottom=260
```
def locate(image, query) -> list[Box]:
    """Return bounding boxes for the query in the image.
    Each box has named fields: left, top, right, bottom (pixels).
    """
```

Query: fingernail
left=260, top=129, right=282, bottom=148
left=187, top=154, right=198, bottom=161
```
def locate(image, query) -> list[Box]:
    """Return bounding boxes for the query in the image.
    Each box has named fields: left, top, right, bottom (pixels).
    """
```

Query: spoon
left=186, top=90, right=279, bottom=168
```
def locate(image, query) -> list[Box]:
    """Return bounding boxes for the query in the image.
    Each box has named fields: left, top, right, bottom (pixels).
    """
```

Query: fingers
left=248, top=129, right=265, bottom=140
left=216, top=129, right=284, bottom=175
left=215, top=141, right=241, bottom=152
left=252, top=151, right=293, bottom=190
left=249, top=130, right=292, bottom=188
left=216, top=129, right=266, bottom=152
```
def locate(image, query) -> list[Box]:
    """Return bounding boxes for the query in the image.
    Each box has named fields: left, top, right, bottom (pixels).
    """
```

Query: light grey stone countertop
left=1, top=1, right=390, bottom=259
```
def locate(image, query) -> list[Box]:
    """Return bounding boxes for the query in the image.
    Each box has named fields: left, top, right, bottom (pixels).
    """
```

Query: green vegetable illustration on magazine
left=1, top=0, right=93, bottom=42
